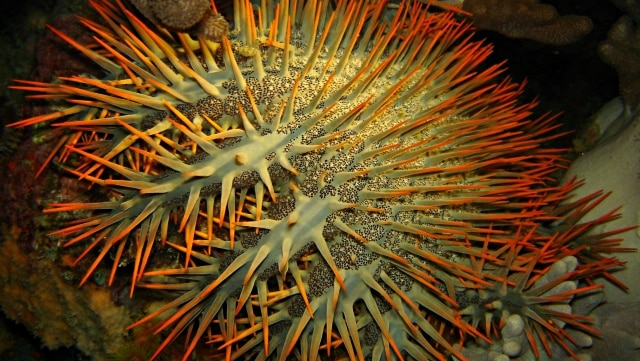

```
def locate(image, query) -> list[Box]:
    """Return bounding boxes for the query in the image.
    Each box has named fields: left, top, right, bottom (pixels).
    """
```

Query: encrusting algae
left=6, top=0, right=635, bottom=360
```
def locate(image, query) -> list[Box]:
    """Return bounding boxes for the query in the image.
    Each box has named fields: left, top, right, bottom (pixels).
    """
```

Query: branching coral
left=462, top=0, right=593, bottom=45
left=598, top=15, right=640, bottom=109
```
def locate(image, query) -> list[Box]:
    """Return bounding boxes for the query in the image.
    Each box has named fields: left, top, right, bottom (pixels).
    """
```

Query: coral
left=129, top=0, right=228, bottom=41
left=5, top=0, right=632, bottom=360
left=128, top=0, right=207, bottom=30
left=609, top=0, right=640, bottom=23
left=462, top=0, right=593, bottom=46
left=572, top=97, right=626, bottom=153
left=148, top=0, right=209, bottom=30
left=562, top=109, right=640, bottom=304
left=194, top=11, right=229, bottom=42
left=0, top=224, right=133, bottom=357
left=598, top=15, right=640, bottom=109
left=459, top=255, right=600, bottom=360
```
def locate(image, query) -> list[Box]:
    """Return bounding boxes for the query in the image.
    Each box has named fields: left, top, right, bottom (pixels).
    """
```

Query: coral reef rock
left=0, top=225, right=133, bottom=358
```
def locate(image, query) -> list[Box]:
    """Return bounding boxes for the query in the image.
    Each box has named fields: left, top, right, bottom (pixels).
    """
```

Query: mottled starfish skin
left=7, top=0, right=631, bottom=361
